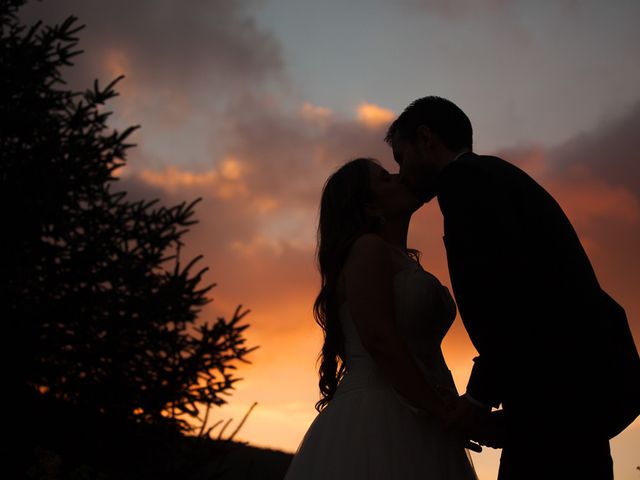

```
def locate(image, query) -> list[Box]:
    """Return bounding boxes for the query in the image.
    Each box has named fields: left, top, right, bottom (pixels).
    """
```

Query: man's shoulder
left=440, top=152, right=532, bottom=188
left=437, top=153, right=496, bottom=190
left=456, top=152, right=519, bottom=172
left=436, top=152, right=542, bottom=212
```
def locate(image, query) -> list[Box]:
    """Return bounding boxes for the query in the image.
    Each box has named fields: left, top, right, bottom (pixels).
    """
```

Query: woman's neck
left=375, top=215, right=410, bottom=251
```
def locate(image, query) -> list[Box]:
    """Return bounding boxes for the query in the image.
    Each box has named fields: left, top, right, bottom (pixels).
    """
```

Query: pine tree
left=1, top=0, right=256, bottom=436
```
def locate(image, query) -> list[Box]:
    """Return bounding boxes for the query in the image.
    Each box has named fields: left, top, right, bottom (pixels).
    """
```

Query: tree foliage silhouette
left=1, top=0, right=257, bottom=435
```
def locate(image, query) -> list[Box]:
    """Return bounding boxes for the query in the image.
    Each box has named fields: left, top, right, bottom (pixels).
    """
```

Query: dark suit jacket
left=436, top=152, right=639, bottom=434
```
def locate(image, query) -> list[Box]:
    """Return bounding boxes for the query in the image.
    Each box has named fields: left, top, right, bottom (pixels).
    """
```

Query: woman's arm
left=343, top=233, right=450, bottom=419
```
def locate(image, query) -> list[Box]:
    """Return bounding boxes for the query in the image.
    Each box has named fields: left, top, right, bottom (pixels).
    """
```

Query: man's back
left=436, top=152, right=628, bottom=411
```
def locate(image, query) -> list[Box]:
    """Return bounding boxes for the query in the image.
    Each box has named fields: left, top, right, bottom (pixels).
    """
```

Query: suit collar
left=419, top=151, right=475, bottom=203
left=432, top=150, right=475, bottom=198
left=452, top=150, right=473, bottom=163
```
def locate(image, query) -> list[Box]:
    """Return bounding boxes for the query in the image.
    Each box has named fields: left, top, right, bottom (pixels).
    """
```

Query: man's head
left=385, top=96, right=473, bottom=202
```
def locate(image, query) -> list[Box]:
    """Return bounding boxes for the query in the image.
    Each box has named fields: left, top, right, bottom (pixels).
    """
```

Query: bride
left=284, top=158, right=478, bottom=479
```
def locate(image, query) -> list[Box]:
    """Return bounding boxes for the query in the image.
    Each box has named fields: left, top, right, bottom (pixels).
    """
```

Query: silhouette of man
left=386, top=96, right=640, bottom=480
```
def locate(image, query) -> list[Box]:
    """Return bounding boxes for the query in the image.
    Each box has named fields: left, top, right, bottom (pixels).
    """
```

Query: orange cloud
left=356, top=102, right=395, bottom=129
left=219, top=157, right=246, bottom=181
left=300, top=102, right=332, bottom=124
left=548, top=170, right=639, bottom=227
left=137, top=157, right=250, bottom=199
left=104, top=48, right=130, bottom=79
left=230, top=234, right=284, bottom=257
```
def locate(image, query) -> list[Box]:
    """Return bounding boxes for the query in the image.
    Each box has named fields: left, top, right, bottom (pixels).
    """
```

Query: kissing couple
left=284, top=96, right=640, bottom=480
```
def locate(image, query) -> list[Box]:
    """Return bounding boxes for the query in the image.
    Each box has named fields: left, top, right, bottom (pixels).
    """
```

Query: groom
left=385, top=96, right=640, bottom=480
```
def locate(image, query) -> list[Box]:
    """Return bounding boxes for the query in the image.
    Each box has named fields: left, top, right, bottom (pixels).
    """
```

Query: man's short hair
left=385, top=96, right=473, bottom=151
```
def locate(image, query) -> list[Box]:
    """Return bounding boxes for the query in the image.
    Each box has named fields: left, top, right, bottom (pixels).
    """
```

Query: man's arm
left=437, top=160, right=527, bottom=409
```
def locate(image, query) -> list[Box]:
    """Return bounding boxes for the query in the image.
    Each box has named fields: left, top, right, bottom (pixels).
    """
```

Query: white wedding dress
left=284, top=250, right=478, bottom=480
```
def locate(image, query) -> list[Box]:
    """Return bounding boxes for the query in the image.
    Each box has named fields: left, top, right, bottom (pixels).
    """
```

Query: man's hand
left=446, top=394, right=506, bottom=450
left=462, top=438, right=483, bottom=453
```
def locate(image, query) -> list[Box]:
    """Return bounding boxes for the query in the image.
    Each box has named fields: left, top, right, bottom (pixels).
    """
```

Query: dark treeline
left=0, top=1, right=282, bottom=478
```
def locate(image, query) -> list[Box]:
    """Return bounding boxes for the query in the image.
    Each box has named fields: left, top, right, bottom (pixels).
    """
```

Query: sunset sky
left=19, top=1, right=640, bottom=478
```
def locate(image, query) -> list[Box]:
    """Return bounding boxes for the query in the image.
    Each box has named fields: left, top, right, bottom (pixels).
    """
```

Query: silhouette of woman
left=284, top=158, right=477, bottom=480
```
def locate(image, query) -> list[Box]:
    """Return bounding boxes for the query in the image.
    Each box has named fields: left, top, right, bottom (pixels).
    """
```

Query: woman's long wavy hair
left=314, top=158, right=378, bottom=412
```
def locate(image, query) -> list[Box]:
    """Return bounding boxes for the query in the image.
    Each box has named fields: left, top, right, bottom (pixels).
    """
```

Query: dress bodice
left=284, top=251, right=479, bottom=480
left=336, top=252, right=458, bottom=401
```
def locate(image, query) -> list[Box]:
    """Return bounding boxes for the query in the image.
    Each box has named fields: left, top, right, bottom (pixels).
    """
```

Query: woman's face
left=366, top=161, right=422, bottom=220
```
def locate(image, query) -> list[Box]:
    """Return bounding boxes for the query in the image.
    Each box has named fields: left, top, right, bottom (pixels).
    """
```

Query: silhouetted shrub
left=1, top=0, right=257, bottom=441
